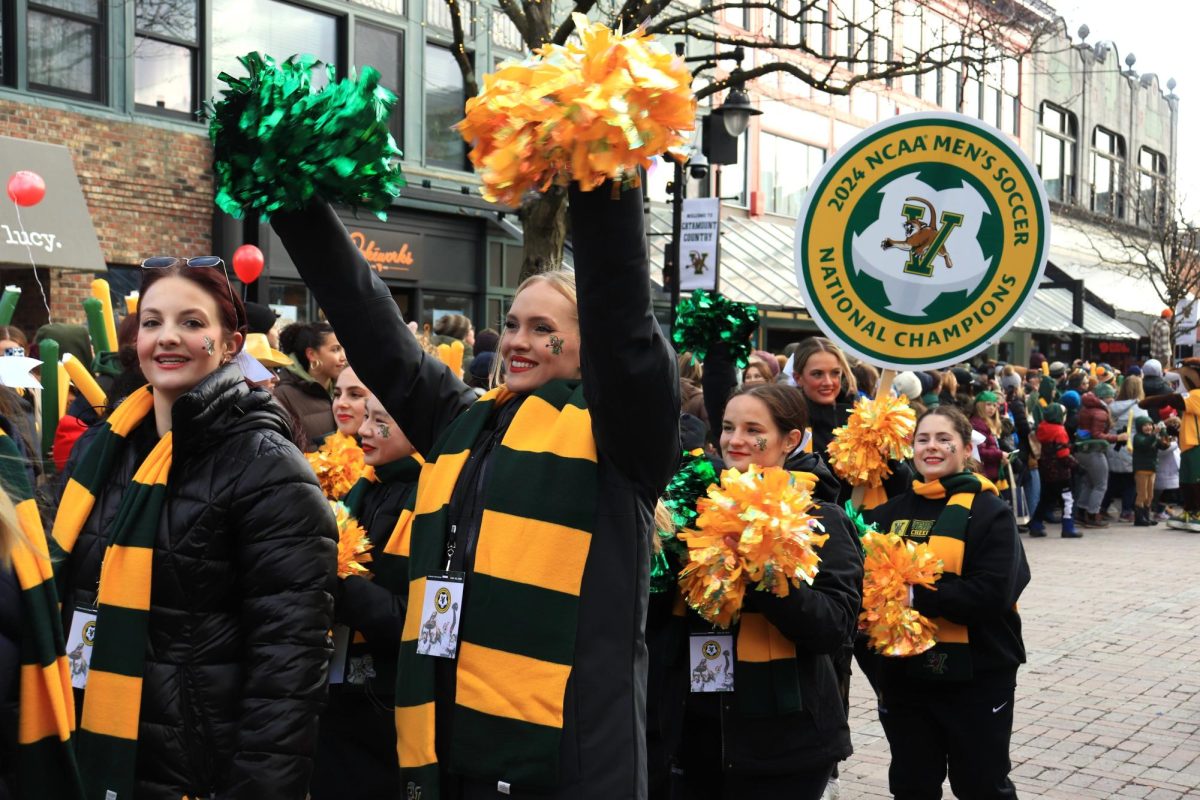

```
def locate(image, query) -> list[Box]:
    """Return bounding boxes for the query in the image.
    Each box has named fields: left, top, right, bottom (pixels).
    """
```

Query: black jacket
left=866, top=489, right=1030, bottom=690
left=58, top=366, right=337, bottom=800
left=684, top=502, right=862, bottom=777
left=271, top=182, right=679, bottom=799
left=312, top=464, right=418, bottom=800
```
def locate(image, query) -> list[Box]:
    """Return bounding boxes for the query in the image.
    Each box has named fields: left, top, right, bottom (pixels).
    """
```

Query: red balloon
left=6, top=171, right=46, bottom=207
left=232, top=244, right=265, bottom=283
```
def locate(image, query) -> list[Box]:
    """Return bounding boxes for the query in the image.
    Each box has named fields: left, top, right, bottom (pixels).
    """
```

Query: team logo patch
left=795, top=112, right=1048, bottom=370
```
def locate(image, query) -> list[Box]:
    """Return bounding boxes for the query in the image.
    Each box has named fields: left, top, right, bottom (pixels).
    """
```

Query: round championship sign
left=795, top=112, right=1049, bottom=370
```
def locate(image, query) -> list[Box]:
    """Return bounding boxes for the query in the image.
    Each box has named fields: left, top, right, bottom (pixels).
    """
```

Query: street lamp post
left=667, top=47, right=761, bottom=329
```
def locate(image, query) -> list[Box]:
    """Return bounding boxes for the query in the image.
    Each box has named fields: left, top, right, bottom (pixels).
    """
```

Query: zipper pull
left=445, top=524, right=457, bottom=571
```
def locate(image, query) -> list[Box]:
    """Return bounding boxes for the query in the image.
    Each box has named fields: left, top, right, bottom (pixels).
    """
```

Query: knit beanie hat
left=35, top=323, right=93, bottom=369
left=1043, top=403, right=1065, bottom=424
left=1060, top=390, right=1081, bottom=409
left=975, top=390, right=999, bottom=403
left=474, top=329, right=499, bottom=354
left=1142, top=358, right=1163, bottom=377
left=1048, top=361, right=1067, bottom=378
left=468, top=351, right=495, bottom=381
left=1000, top=373, right=1022, bottom=393
left=1134, top=415, right=1154, bottom=429
left=752, top=350, right=780, bottom=377
left=893, top=371, right=922, bottom=401
left=917, top=371, right=938, bottom=395
left=1094, top=382, right=1116, bottom=399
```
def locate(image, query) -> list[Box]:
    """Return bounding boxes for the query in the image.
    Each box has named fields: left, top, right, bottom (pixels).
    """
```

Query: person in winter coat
left=276, top=320, right=348, bottom=447
left=311, top=393, right=422, bottom=800
left=1131, top=415, right=1170, bottom=527
left=791, top=337, right=858, bottom=459
left=1141, top=359, right=1172, bottom=398
left=867, top=405, right=1030, bottom=800
left=53, top=261, right=337, bottom=800
left=1143, top=359, right=1200, bottom=530
left=1102, top=376, right=1144, bottom=522
left=969, top=391, right=1006, bottom=482
left=1075, top=385, right=1126, bottom=528
left=678, top=352, right=708, bottom=424
left=1155, top=414, right=1182, bottom=519
left=271, top=181, right=678, bottom=799
left=1060, top=390, right=1082, bottom=438
left=677, top=382, right=861, bottom=799
left=1029, top=403, right=1079, bottom=538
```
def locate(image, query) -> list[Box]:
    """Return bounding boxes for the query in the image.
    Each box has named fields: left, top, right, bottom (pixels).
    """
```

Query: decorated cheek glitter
left=548, top=334, right=564, bottom=355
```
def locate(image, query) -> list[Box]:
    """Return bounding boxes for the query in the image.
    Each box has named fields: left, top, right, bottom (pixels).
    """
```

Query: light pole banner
left=794, top=112, right=1050, bottom=370
left=679, top=197, right=721, bottom=291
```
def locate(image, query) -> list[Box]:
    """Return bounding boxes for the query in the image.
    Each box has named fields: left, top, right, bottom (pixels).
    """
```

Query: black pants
left=878, top=683, right=1018, bottom=800
left=679, top=757, right=835, bottom=800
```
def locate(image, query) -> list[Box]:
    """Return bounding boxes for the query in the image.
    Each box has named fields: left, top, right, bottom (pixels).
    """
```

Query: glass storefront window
left=269, top=281, right=315, bottom=324
left=28, top=1, right=104, bottom=99
left=424, top=44, right=469, bottom=171
left=421, top=290, right=474, bottom=330
left=212, top=0, right=338, bottom=91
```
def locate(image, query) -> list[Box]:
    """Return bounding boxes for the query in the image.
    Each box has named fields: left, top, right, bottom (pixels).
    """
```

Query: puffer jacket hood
left=785, top=449, right=841, bottom=503
left=1082, top=392, right=1105, bottom=410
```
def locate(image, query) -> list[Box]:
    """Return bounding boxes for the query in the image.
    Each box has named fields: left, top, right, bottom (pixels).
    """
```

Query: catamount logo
left=702, top=640, right=722, bottom=660
left=795, top=112, right=1048, bottom=370
left=82, top=620, right=96, bottom=646
left=435, top=587, right=452, bottom=614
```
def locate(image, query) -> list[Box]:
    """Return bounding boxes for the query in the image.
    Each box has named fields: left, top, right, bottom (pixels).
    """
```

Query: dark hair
left=138, top=262, right=247, bottom=346
left=916, top=404, right=974, bottom=447
left=727, top=382, right=809, bottom=437
left=279, top=321, right=335, bottom=372
left=434, top=313, right=472, bottom=340
left=851, top=361, right=879, bottom=398
left=0, top=326, right=27, bottom=348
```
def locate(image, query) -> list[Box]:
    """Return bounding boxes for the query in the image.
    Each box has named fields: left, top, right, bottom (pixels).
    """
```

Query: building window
left=491, top=9, right=523, bottom=52
left=425, top=44, right=470, bottom=171
left=1137, top=147, right=1168, bottom=228
left=355, top=22, right=404, bottom=150
left=1035, top=102, right=1077, bottom=204
left=1090, top=126, right=1125, bottom=219
left=805, top=0, right=828, bottom=57
left=0, top=0, right=11, bottom=86
left=939, top=66, right=959, bottom=111
left=777, top=0, right=801, bottom=44
left=134, top=0, right=199, bottom=117
left=350, top=0, right=404, bottom=15
left=28, top=0, right=106, bottom=100
left=761, top=134, right=825, bottom=217
left=1001, top=57, right=1020, bottom=135
left=725, top=4, right=746, bottom=29
left=427, top=0, right=473, bottom=35
left=211, top=0, right=339, bottom=91
left=719, top=136, right=750, bottom=209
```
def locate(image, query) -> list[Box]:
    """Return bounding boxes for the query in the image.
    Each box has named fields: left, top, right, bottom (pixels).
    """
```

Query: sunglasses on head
left=140, top=256, right=240, bottom=323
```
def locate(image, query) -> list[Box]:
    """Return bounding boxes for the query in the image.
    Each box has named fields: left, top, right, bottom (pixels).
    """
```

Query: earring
left=312, top=358, right=322, bottom=372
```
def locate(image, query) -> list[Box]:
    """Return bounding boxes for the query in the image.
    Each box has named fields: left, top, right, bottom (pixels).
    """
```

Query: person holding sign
left=271, top=180, right=678, bottom=798
left=866, top=405, right=1030, bottom=800
left=674, top=382, right=862, bottom=799
left=50, top=260, right=337, bottom=800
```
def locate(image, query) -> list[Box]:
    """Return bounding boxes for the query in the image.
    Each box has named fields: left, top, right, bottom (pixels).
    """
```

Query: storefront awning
left=1012, top=289, right=1085, bottom=335
left=1024, top=287, right=1140, bottom=339
left=0, top=136, right=106, bottom=272
left=646, top=203, right=803, bottom=308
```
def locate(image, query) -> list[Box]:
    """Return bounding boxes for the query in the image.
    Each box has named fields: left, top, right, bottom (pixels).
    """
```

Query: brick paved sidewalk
left=839, top=520, right=1200, bottom=799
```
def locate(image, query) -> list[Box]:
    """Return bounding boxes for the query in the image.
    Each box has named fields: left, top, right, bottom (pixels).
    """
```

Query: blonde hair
left=1117, top=375, right=1143, bottom=402
left=973, top=399, right=1003, bottom=438
left=489, top=271, right=579, bottom=388
left=0, top=489, right=28, bottom=568
left=792, top=337, right=858, bottom=397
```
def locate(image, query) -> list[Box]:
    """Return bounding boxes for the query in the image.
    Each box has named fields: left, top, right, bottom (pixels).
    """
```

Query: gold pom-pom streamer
left=332, top=501, right=374, bottom=579
left=436, top=339, right=465, bottom=379
left=859, top=530, right=942, bottom=656
left=457, top=14, right=696, bottom=206
left=827, top=393, right=916, bottom=490
left=678, top=466, right=828, bottom=629
left=306, top=431, right=368, bottom=500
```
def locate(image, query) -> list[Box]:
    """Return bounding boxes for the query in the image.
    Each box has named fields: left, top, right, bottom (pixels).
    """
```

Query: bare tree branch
left=444, top=0, right=479, bottom=97
left=552, top=0, right=601, bottom=46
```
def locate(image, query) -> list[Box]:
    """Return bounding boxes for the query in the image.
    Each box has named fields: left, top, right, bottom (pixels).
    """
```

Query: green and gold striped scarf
left=48, top=386, right=172, bottom=800
left=910, top=470, right=998, bottom=680
left=7, top=427, right=84, bottom=800
left=392, top=380, right=596, bottom=798
left=345, top=456, right=422, bottom=592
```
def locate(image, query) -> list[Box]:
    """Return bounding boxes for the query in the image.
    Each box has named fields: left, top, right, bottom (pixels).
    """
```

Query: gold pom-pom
left=827, top=394, right=916, bottom=489
left=859, top=530, right=943, bottom=656
left=306, top=431, right=368, bottom=500
left=436, top=339, right=465, bottom=379
left=457, top=14, right=696, bottom=206
left=332, top=501, right=374, bottom=579
left=678, top=466, right=828, bottom=628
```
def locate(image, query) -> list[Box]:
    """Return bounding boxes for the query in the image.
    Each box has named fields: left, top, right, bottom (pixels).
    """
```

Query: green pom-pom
left=651, top=448, right=720, bottom=593
left=207, top=52, right=405, bottom=221
left=672, top=290, right=759, bottom=368
left=844, top=500, right=879, bottom=552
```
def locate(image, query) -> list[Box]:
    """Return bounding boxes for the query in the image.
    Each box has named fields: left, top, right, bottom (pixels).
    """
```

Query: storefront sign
left=0, top=136, right=106, bottom=272
left=678, top=197, right=720, bottom=292
left=794, top=112, right=1048, bottom=370
left=346, top=222, right=423, bottom=279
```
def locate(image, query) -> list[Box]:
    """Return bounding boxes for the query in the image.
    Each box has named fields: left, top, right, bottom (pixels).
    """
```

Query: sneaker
left=1082, top=513, right=1109, bottom=529
left=1119, top=511, right=1135, bottom=523
left=822, top=778, right=841, bottom=800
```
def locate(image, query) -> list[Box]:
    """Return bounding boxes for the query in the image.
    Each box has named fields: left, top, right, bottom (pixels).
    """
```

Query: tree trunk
left=517, top=186, right=569, bottom=282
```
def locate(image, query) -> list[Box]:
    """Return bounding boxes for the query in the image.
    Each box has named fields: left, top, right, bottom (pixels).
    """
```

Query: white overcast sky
left=1054, top=0, right=1197, bottom=217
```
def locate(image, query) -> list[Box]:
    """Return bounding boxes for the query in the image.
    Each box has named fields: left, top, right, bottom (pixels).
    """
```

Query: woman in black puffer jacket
left=55, top=262, right=337, bottom=800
